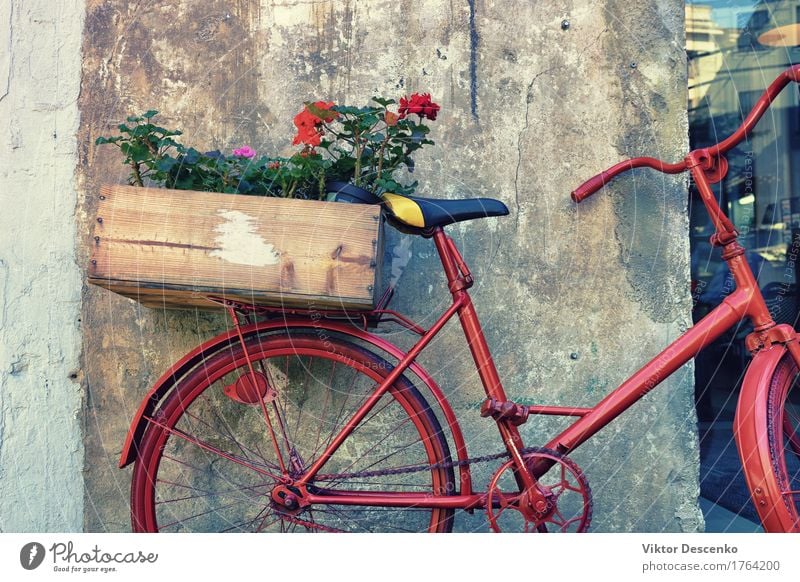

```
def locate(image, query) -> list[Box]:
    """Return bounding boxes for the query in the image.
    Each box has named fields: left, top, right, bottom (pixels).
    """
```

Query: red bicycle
left=120, top=66, right=800, bottom=533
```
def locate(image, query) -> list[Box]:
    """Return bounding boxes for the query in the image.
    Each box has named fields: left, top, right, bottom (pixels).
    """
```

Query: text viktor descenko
left=642, top=543, right=737, bottom=555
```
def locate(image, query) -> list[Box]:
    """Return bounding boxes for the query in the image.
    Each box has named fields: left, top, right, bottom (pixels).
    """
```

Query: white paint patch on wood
left=209, top=209, right=281, bottom=266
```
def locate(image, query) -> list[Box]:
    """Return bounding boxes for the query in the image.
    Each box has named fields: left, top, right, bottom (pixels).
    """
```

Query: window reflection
left=688, top=0, right=799, bottom=527
left=689, top=1, right=799, bottom=319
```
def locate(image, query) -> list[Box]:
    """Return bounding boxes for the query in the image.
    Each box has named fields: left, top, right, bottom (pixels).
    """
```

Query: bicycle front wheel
left=764, top=353, right=800, bottom=530
left=130, top=333, right=455, bottom=532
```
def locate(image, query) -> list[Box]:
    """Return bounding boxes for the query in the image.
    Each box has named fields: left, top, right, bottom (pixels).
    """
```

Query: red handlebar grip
left=786, top=63, right=800, bottom=82
left=571, top=172, right=609, bottom=203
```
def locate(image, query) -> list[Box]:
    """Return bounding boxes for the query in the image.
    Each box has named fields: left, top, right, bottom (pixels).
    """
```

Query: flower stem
left=375, top=133, right=389, bottom=189
left=353, top=127, right=362, bottom=186
left=130, top=162, right=144, bottom=187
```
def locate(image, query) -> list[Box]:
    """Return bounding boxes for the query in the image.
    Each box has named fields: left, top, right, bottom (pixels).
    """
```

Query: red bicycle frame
left=122, top=65, right=800, bottom=532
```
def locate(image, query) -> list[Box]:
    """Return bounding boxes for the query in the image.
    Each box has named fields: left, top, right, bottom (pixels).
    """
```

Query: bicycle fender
left=118, top=318, right=472, bottom=494
left=734, top=343, right=796, bottom=532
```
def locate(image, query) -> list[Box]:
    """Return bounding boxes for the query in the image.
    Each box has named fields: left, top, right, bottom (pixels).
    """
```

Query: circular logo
left=20, top=542, right=46, bottom=570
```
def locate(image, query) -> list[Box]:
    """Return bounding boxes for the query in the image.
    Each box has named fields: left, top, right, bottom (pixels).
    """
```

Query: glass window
left=688, top=0, right=800, bottom=524
left=688, top=0, right=799, bottom=305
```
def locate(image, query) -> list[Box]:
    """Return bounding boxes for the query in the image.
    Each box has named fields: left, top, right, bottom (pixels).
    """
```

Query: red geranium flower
left=398, top=93, right=440, bottom=121
left=306, top=101, right=338, bottom=121
left=292, top=101, right=337, bottom=146
left=292, top=110, right=323, bottom=146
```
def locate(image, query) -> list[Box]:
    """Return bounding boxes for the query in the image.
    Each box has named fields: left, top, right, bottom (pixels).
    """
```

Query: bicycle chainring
left=486, top=448, right=592, bottom=532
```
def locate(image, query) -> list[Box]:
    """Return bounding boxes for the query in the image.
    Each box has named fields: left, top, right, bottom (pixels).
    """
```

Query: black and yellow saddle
left=382, top=193, right=509, bottom=230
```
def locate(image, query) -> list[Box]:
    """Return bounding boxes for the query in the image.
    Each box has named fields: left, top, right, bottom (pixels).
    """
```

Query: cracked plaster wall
left=77, top=0, right=701, bottom=531
left=0, top=0, right=85, bottom=531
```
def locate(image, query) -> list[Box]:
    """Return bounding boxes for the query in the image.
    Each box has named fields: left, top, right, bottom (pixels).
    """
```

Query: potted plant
left=89, top=93, right=440, bottom=311
left=293, top=93, right=440, bottom=203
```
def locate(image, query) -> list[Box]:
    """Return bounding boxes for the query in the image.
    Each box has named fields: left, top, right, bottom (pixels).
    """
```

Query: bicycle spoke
left=785, top=414, right=800, bottom=456
left=155, top=481, right=271, bottom=505
left=255, top=514, right=282, bottom=533
left=308, top=506, right=377, bottom=532
left=161, top=454, right=218, bottom=475
left=145, top=416, right=283, bottom=480
left=220, top=506, right=271, bottom=533
left=311, top=360, right=337, bottom=454
left=326, top=433, right=430, bottom=487
left=159, top=454, right=261, bottom=495
left=290, top=355, right=314, bottom=439
left=184, top=404, right=273, bottom=468
left=158, top=498, right=253, bottom=531
left=156, top=478, right=213, bottom=493
left=319, top=446, right=431, bottom=489
left=318, top=410, right=423, bottom=487
left=309, top=367, right=359, bottom=460
left=256, top=358, right=294, bottom=458
left=254, top=384, right=288, bottom=474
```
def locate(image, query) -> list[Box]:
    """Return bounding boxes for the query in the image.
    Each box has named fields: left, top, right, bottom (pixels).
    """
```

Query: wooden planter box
left=88, top=185, right=383, bottom=311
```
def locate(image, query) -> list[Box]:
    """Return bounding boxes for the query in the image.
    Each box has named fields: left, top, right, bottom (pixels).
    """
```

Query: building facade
left=0, top=0, right=700, bottom=532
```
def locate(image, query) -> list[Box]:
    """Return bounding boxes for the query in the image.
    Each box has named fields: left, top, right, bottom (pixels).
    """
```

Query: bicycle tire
left=130, top=333, right=455, bottom=532
left=764, top=353, right=800, bottom=531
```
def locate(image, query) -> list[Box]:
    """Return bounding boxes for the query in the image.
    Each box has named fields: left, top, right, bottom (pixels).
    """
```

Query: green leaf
left=120, top=142, right=150, bottom=163
left=334, top=105, right=363, bottom=116
left=143, top=110, right=159, bottom=118
left=132, top=124, right=155, bottom=137
left=156, top=157, right=178, bottom=172
left=359, top=114, right=380, bottom=127
left=183, top=148, right=201, bottom=165
left=409, top=125, right=429, bottom=144
left=305, top=102, right=338, bottom=122
left=173, top=176, right=196, bottom=190
left=157, top=137, right=179, bottom=149
left=371, top=97, right=396, bottom=107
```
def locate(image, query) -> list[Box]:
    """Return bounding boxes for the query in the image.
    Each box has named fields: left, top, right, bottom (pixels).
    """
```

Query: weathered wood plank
left=88, top=185, right=383, bottom=310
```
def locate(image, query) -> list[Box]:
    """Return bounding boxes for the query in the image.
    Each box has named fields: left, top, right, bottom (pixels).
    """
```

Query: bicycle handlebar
left=571, top=157, right=687, bottom=202
left=571, top=64, right=800, bottom=203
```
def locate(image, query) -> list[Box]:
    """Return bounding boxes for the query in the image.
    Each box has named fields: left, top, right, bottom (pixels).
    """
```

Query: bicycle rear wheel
left=130, top=333, right=455, bottom=532
left=764, top=353, right=800, bottom=530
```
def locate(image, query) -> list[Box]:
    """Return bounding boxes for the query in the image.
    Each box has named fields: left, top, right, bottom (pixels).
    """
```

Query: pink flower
left=232, top=145, right=256, bottom=158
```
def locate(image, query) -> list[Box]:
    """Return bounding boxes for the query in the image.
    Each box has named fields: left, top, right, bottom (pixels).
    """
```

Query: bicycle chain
left=313, top=445, right=557, bottom=482
left=309, top=446, right=595, bottom=532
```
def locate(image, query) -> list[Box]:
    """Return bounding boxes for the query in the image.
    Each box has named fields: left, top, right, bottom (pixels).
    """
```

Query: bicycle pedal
left=480, top=398, right=530, bottom=426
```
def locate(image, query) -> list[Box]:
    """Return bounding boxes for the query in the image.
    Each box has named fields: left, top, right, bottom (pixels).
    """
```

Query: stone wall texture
left=5, top=0, right=701, bottom=532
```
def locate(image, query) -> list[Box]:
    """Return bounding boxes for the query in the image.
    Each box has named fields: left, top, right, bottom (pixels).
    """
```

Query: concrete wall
left=0, top=0, right=85, bottom=531
left=73, top=0, right=700, bottom=532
